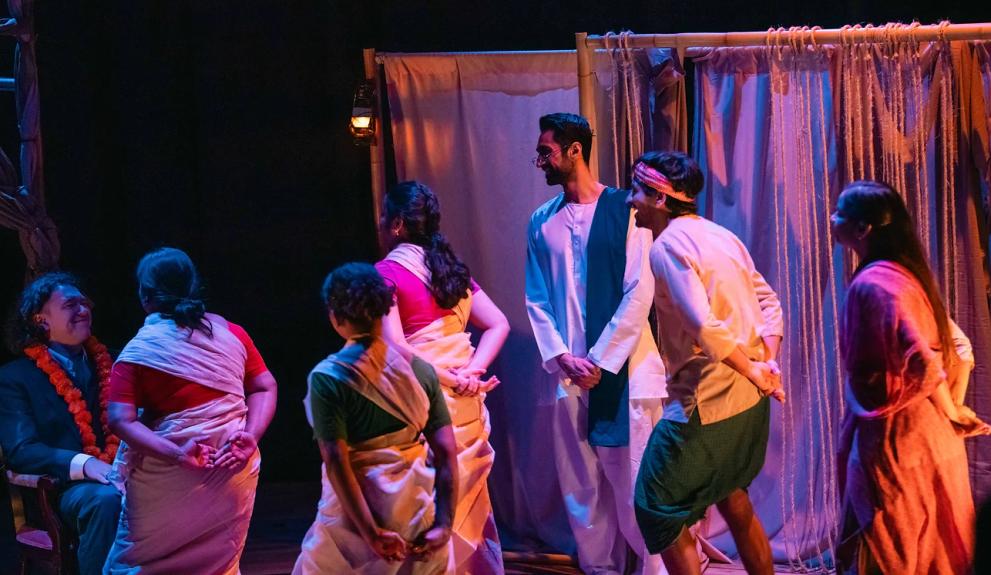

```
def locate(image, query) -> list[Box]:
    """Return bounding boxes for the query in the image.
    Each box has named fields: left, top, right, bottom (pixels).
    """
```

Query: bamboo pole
left=584, top=22, right=991, bottom=51
left=575, top=32, right=598, bottom=180
left=363, top=48, right=388, bottom=255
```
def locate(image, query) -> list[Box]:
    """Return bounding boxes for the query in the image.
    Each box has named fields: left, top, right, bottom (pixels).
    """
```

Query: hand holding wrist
left=366, top=526, right=407, bottom=562
left=82, top=457, right=112, bottom=484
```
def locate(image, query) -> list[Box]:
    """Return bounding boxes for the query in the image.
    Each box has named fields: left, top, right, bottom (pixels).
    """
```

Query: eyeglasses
left=531, top=148, right=561, bottom=166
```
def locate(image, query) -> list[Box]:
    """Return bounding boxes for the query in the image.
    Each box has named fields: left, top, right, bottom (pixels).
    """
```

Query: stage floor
left=241, top=482, right=798, bottom=574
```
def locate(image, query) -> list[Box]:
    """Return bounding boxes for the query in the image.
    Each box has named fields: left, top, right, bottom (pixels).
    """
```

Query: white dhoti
left=553, top=385, right=666, bottom=575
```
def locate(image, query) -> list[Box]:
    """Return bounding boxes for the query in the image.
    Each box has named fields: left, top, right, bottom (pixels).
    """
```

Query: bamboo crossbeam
left=375, top=50, right=571, bottom=62
left=584, top=22, right=991, bottom=50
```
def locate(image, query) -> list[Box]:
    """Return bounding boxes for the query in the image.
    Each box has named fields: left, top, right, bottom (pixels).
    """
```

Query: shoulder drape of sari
left=115, top=312, right=247, bottom=397
left=105, top=316, right=257, bottom=575
left=294, top=338, right=450, bottom=575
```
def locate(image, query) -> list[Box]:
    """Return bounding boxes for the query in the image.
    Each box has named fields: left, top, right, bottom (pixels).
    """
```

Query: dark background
left=0, top=0, right=986, bottom=567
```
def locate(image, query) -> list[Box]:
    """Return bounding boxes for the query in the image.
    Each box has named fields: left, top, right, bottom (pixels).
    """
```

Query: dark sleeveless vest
left=585, top=187, right=633, bottom=447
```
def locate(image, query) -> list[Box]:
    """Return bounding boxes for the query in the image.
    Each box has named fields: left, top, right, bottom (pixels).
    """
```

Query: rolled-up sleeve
left=949, top=319, right=974, bottom=366
left=752, top=266, right=784, bottom=339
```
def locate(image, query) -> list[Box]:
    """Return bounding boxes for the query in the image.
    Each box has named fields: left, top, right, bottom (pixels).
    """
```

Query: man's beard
left=544, top=166, right=568, bottom=186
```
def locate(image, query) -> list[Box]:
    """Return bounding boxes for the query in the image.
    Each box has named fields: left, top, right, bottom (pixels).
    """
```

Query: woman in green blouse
left=293, top=263, right=458, bottom=575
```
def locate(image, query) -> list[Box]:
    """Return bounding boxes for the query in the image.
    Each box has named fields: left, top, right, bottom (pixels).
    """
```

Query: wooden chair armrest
left=6, top=470, right=42, bottom=488
left=5, top=469, right=65, bottom=550
left=5, top=470, right=61, bottom=490
left=36, top=475, right=61, bottom=491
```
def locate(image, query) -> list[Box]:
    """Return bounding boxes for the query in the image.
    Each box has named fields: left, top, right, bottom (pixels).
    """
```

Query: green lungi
left=634, top=397, right=771, bottom=554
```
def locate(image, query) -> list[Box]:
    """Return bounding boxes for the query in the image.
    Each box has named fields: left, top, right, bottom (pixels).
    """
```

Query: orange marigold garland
left=24, top=337, right=121, bottom=463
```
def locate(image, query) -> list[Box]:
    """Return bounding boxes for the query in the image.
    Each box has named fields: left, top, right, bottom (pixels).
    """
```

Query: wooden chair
left=0, top=448, right=77, bottom=575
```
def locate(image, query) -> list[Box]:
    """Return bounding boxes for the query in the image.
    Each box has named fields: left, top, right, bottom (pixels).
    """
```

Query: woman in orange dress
left=831, top=181, right=989, bottom=574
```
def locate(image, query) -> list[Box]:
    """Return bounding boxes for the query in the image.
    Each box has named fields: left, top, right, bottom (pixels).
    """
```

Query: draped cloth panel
left=383, top=51, right=581, bottom=554
left=959, top=41, right=991, bottom=504
left=381, top=49, right=681, bottom=554
left=835, top=38, right=991, bottom=505
left=592, top=37, right=688, bottom=190
left=381, top=40, right=991, bottom=567
left=695, top=38, right=991, bottom=569
left=694, top=46, right=844, bottom=568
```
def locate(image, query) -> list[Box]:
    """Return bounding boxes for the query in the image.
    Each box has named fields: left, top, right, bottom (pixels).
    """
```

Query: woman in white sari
left=376, top=181, right=510, bottom=574
left=294, top=262, right=458, bottom=574
left=104, top=247, right=278, bottom=574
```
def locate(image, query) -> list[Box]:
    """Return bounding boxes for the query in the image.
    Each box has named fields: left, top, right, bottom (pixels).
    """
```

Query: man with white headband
left=626, top=151, right=784, bottom=575
left=525, top=113, right=667, bottom=574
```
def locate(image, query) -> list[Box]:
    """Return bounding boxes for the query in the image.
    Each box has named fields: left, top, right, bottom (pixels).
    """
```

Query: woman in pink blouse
left=376, top=181, right=509, bottom=574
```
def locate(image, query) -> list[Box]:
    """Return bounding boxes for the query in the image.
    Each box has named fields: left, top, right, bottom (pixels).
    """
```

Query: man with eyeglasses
left=0, top=272, right=122, bottom=575
left=525, top=112, right=668, bottom=575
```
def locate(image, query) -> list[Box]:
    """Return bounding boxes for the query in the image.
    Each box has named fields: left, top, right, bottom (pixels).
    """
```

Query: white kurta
left=649, top=215, right=784, bottom=424
left=525, top=191, right=667, bottom=575
left=525, top=195, right=666, bottom=400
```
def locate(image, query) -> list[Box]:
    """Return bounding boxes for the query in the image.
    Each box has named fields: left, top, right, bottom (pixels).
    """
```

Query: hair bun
left=175, top=297, right=204, bottom=311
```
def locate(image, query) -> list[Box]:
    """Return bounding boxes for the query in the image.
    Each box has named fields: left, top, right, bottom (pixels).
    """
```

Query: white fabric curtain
left=694, top=38, right=991, bottom=568
left=955, top=41, right=991, bottom=504
left=381, top=49, right=682, bottom=554
left=380, top=39, right=991, bottom=567
left=383, top=51, right=581, bottom=553
left=694, top=46, right=844, bottom=568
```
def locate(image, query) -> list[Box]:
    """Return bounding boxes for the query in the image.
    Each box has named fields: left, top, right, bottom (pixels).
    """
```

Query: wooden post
left=575, top=32, right=598, bottom=180
left=363, top=48, right=388, bottom=254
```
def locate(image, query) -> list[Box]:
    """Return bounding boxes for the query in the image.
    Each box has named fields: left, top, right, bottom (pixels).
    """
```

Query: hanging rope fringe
left=603, top=19, right=965, bottom=572
left=765, top=31, right=841, bottom=572
left=603, top=30, right=647, bottom=187
left=760, top=19, right=962, bottom=572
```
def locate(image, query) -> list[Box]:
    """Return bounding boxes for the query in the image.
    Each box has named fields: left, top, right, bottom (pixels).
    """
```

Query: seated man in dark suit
left=0, top=272, right=122, bottom=575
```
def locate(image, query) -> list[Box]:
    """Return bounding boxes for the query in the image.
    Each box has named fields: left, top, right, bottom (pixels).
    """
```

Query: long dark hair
left=6, top=272, right=84, bottom=353
left=385, top=181, right=471, bottom=309
left=136, top=247, right=211, bottom=335
left=840, top=180, right=956, bottom=366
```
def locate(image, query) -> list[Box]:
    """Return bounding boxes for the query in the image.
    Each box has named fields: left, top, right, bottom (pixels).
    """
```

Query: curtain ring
left=908, top=21, right=921, bottom=47
left=937, top=20, right=950, bottom=43
left=603, top=30, right=618, bottom=70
